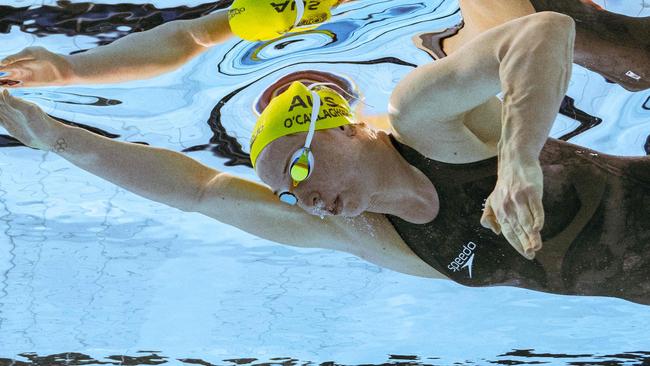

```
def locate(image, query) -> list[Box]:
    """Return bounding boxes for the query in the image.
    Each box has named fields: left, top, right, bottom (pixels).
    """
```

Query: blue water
left=0, top=0, right=650, bottom=364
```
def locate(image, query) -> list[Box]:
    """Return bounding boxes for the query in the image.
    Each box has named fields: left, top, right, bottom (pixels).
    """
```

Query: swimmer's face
left=256, top=123, right=373, bottom=217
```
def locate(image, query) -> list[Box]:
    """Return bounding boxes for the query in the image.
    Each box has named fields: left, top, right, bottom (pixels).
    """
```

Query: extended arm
left=0, top=9, right=232, bottom=87
left=389, top=12, right=576, bottom=258
left=0, top=89, right=442, bottom=277
left=0, top=89, right=372, bottom=251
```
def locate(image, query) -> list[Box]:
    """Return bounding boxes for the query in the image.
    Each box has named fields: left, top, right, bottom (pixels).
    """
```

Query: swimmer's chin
left=305, top=208, right=361, bottom=218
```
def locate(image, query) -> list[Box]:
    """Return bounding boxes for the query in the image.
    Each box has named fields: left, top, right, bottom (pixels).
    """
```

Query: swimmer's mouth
left=312, top=195, right=342, bottom=216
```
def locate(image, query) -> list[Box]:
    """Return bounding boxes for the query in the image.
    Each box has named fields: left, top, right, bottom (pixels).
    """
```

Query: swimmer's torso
left=385, top=136, right=650, bottom=305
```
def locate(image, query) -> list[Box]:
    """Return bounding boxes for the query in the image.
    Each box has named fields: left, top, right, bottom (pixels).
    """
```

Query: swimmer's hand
left=0, top=89, right=60, bottom=150
left=480, top=158, right=544, bottom=260
left=0, top=46, right=74, bottom=88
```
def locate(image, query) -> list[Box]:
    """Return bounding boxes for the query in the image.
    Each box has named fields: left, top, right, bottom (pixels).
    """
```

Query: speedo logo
left=447, top=241, right=477, bottom=278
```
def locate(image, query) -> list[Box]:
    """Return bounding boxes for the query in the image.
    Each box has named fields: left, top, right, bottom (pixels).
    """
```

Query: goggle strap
left=304, top=89, right=320, bottom=148
left=293, top=0, right=305, bottom=28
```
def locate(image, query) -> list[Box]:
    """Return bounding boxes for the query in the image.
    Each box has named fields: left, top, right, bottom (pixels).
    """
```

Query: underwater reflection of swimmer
left=255, top=70, right=356, bottom=114
left=2, top=12, right=650, bottom=305
left=0, top=0, right=647, bottom=91
left=0, top=0, right=346, bottom=87
left=420, top=0, right=650, bottom=92
left=0, top=0, right=650, bottom=91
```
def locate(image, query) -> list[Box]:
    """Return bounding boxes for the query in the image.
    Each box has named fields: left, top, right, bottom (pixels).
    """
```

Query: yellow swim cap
left=228, top=0, right=338, bottom=41
left=250, top=81, right=353, bottom=168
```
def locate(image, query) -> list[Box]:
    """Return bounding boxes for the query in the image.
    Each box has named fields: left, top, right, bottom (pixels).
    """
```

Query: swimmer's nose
left=303, top=191, right=322, bottom=208
left=304, top=191, right=332, bottom=215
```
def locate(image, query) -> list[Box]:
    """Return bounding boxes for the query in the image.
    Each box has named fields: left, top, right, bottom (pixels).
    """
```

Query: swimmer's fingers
left=0, top=47, right=40, bottom=67
left=480, top=203, right=501, bottom=235
left=0, top=90, right=24, bottom=138
left=0, top=66, right=28, bottom=87
left=0, top=90, right=19, bottom=113
left=529, top=194, right=545, bottom=232
left=514, top=197, right=542, bottom=252
left=0, top=47, right=72, bottom=88
left=0, top=89, right=54, bottom=151
left=491, top=196, right=535, bottom=260
left=511, top=221, right=536, bottom=259
left=4, top=89, right=28, bottom=106
left=500, top=221, right=533, bottom=260
left=527, top=232, right=542, bottom=256
left=0, top=90, right=26, bottom=124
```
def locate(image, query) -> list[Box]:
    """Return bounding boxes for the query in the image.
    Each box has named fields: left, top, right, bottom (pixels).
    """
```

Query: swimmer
left=0, top=0, right=647, bottom=91
left=2, top=13, right=650, bottom=305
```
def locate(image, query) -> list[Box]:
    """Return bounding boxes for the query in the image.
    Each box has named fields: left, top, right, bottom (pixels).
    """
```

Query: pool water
left=0, top=0, right=649, bottom=364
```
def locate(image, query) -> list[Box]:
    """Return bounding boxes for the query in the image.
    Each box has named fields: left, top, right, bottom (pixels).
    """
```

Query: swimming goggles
left=278, top=84, right=322, bottom=205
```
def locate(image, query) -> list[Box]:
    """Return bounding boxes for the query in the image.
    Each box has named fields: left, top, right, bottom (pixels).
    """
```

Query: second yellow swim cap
left=250, top=81, right=354, bottom=168
left=228, top=0, right=338, bottom=41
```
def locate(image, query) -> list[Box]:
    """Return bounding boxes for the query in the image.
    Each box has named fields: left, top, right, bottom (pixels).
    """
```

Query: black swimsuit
left=385, top=135, right=650, bottom=305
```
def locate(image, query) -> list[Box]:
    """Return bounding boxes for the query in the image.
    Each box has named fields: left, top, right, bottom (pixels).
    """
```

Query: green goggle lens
left=290, top=151, right=312, bottom=183
left=290, top=162, right=310, bottom=182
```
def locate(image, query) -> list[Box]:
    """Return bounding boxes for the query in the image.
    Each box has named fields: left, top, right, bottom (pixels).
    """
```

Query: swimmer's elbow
left=532, top=11, right=574, bottom=26
left=507, top=12, right=575, bottom=67
left=524, top=12, right=575, bottom=39
left=186, top=172, right=232, bottom=216
left=179, top=10, right=232, bottom=49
